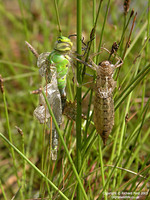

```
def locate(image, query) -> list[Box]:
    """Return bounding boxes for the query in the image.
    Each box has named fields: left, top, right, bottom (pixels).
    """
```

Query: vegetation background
left=0, top=0, right=149, bottom=199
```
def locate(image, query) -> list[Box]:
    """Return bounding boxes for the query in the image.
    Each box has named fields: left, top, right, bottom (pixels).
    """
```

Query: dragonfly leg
left=114, top=57, right=123, bottom=68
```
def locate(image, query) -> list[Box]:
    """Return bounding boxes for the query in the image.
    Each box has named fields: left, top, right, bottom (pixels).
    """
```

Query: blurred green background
left=0, top=0, right=149, bottom=199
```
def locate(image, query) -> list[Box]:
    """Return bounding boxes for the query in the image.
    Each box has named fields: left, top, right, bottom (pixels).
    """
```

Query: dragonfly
left=26, top=36, right=73, bottom=160
left=37, top=36, right=73, bottom=110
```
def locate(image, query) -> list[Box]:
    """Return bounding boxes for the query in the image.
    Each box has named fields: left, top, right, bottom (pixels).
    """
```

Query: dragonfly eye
left=57, top=36, right=73, bottom=45
left=54, top=37, right=73, bottom=52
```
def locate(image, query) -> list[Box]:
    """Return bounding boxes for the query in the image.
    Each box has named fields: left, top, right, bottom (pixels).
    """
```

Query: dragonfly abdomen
left=48, top=52, right=70, bottom=93
left=94, top=91, right=114, bottom=145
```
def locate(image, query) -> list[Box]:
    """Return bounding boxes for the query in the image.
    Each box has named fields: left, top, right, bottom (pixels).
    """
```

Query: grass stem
left=76, top=0, right=83, bottom=199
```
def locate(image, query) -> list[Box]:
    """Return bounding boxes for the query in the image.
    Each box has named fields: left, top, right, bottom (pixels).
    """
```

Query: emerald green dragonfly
left=36, top=36, right=73, bottom=109
left=26, top=36, right=74, bottom=160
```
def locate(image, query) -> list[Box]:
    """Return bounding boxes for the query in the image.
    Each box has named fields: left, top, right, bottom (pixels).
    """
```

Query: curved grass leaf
left=115, top=64, right=150, bottom=110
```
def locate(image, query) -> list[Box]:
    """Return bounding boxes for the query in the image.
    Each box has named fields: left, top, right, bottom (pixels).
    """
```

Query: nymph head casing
left=98, top=61, right=115, bottom=78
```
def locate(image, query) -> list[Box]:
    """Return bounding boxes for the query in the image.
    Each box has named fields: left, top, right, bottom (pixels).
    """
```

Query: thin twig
left=25, top=41, right=39, bottom=58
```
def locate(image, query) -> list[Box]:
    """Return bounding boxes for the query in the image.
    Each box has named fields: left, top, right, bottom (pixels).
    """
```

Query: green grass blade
left=54, top=0, right=62, bottom=34
left=0, top=132, right=69, bottom=200
left=125, top=21, right=148, bottom=59
left=115, top=64, right=150, bottom=110
left=41, top=90, right=88, bottom=200
left=0, top=180, right=7, bottom=200
left=96, top=0, right=111, bottom=64
left=76, top=0, right=83, bottom=199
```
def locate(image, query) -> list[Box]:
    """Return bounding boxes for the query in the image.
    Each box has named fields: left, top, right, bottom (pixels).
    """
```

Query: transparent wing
left=34, top=74, right=62, bottom=126
left=33, top=74, right=62, bottom=160
left=37, top=52, right=50, bottom=77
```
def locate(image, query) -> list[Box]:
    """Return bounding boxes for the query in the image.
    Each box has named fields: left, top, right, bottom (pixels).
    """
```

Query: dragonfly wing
left=34, top=74, right=62, bottom=129
left=45, top=75, right=62, bottom=128
left=37, top=52, right=50, bottom=77
left=34, top=105, right=50, bottom=123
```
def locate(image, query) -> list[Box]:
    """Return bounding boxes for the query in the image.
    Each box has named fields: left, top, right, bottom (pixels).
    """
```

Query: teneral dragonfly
left=26, top=36, right=73, bottom=160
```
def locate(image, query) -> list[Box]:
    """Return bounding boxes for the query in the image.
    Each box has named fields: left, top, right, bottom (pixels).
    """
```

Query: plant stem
left=0, top=180, right=7, bottom=200
left=98, top=136, right=107, bottom=200
left=96, top=0, right=111, bottom=64
left=0, top=76, right=24, bottom=200
left=54, top=0, right=62, bottom=34
left=42, top=90, right=88, bottom=200
left=0, top=132, right=69, bottom=200
left=76, top=0, right=83, bottom=199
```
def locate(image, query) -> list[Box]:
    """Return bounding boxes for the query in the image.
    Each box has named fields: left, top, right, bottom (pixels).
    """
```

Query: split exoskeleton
left=75, top=48, right=123, bottom=144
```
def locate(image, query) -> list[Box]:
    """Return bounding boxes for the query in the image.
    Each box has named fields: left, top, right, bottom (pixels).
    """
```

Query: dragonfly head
left=99, top=61, right=115, bottom=69
left=54, top=36, right=73, bottom=53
